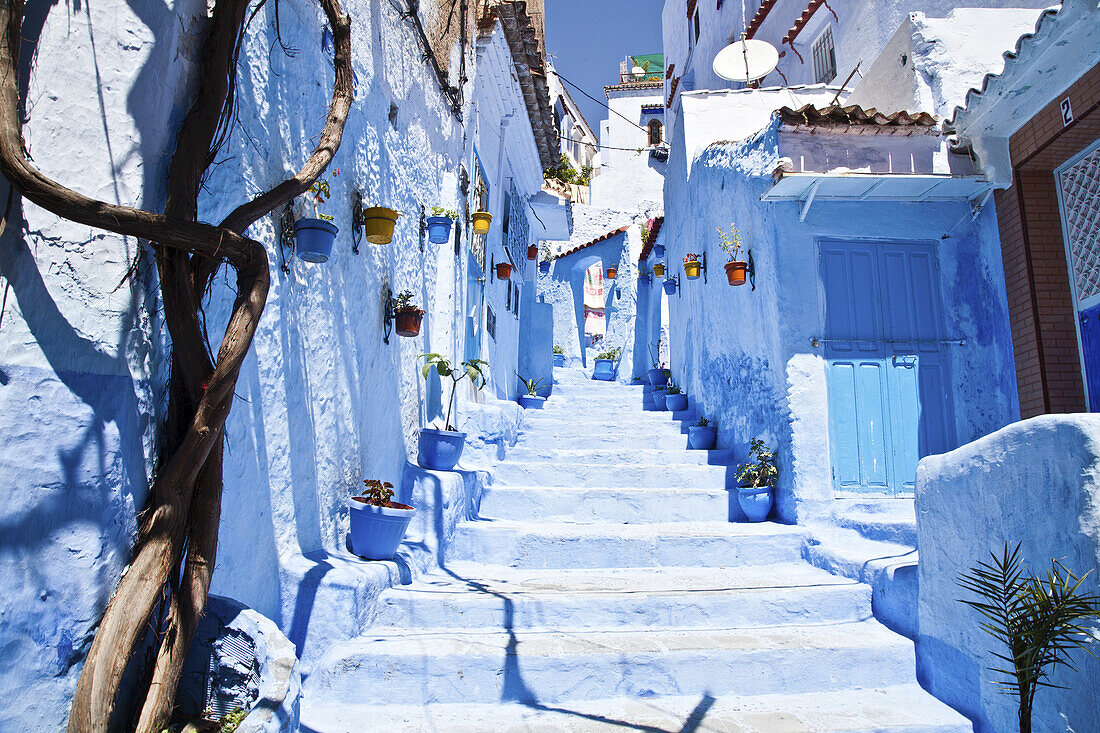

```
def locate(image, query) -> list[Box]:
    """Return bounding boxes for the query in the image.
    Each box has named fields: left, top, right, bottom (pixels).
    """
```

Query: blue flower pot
left=688, top=425, right=717, bottom=450
left=294, top=218, right=338, bottom=263
left=425, top=216, right=454, bottom=244
left=592, top=359, right=615, bottom=381
left=518, top=394, right=545, bottom=409
left=418, top=428, right=466, bottom=470
left=665, top=393, right=688, bottom=412
left=653, top=244, right=665, bottom=258
left=737, top=486, right=774, bottom=522
left=647, top=368, right=668, bottom=387
left=348, top=498, right=415, bottom=560
left=652, top=389, right=668, bottom=410
left=663, top=279, right=677, bottom=295
left=539, top=261, right=551, bottom=274
left=553, top=353, right=565, bottom=367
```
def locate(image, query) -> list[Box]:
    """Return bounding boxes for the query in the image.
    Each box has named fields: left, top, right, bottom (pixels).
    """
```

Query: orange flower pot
left=606, top=267, right=617, bottom=279
left=395, top=308, right=424, bottom=337
left=725, top=260, right=748, bottom=286
left=496, top=262, right=513, bottom=280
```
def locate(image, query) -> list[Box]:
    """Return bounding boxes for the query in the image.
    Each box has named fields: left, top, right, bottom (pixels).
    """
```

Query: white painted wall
left=590, top=85, right=667, bottom=212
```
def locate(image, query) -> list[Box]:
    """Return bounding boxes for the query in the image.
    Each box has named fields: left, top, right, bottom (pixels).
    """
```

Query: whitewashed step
left=505, top=447, right=734, bottom=466
left=521, top=415, right=691, bottom=434
left=303, top=684, right=971, bottom=732
left=832, top=499, right=918, bottom=547
left=372, top=562, right=870, bottom=631
left=516, top=431, right=692, bottom=450
left=450, top=520, right=805, bottom=568
left=490, top=461, right=728, bottom=488
left=306, top=620, right=919, bottom=706
left=478, top=485, right=732, bottom=523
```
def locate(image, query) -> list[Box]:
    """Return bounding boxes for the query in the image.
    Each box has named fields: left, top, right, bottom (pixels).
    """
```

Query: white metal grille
left=1060, top=146, right=1100, bottom=302
left=813, top=26, right=837, bottom=84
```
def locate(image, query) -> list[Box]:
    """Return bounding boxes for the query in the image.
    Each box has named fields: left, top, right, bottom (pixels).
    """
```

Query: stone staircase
left=300, top=369, right=969, bottom=732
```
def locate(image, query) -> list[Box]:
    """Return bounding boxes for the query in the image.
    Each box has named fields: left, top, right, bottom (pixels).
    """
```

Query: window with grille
left=812, top=26, right=837, bottom=84
left=648, top=119, right=663, bottom=145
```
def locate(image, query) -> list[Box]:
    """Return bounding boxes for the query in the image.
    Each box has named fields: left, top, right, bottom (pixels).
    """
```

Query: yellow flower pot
left=684, top=260, right=702, bottom=279
left=471, top=211, right=492, bottom=235
left=363, top=207, right=401, bottom=244
left=652, top=263, right=666, bottom=277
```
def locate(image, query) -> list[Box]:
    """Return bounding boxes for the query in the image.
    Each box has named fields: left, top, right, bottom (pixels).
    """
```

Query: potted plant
left=362, top=204, right=402, bottom=244
left=538, top=244, right=552, bottom=273
left=392, top=289, right=424, bottom=337
left=735, top=438, right=776, bottom=522
left=688, top=417, right=717, bottom=450
left=294, top=167, right=340, bottom=262
left=653, top=244, right=665, bottom=258
left=717, top=223, right=748, bottom=286
left=553, top=344, right=565, bottom=367
left=646, top=345, right=668, bottom=387
left=665, top=382, right=688, bottom=411
left=651, top=384, right=668, bottom=410
left=496, top=262, right=513, bottom=280
left=417, top=354, right=488, bottom=470
left=348, top=479, right=415, bottom=560
left=652, top=262, right=666, bottom=277
left=606, top=266, right=617, bottom=279
left=662, top=278, right=677, bottom=295
left=471, top=210, right=492, bottom=234
left=592, top=346, right=620, bottom=381
left=527, top=244, right=538, bottom=260
left=683, top=253, right=702, bottom=280
left=426, top=206, right=457, bottom=244
left=516, top=374, right=546, bottom=409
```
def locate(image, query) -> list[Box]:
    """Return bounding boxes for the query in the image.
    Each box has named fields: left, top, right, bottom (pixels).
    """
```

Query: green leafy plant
left=544, top=154, right=581, bottom=185
left=577, top=165, right=593, bottom=186
left=665, top=383, right=682, bottom=395
left=717, top=223, right=743, bottom=261
left=553, top=344, right=564, bottom=355
left=391, top=289, right=421, bottom=312
left=357, top=479, right=395, bottom=507
left=735, top=438, right=777, bottom=488
left=695, top=417, right=711, bottom=428
left=219, top=707, right=248, bottom=733
left=307, top=167, right=340, bottom=222
left=539, top=243, right=553, bottom=262
left=419, top=354, right=488, bottom=432
left=430, top=206, right=458, bottom=219
left=516, top=374, right=545, bottom=396
left=956, top=543, right=1100, bottom=733
left=641, top=218, right=658, bottom=248
left=596, top=347, right=621, bottom=361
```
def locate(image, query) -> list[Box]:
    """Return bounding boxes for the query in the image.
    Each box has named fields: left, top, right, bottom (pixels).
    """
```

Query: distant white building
left=544, top=62, right=599, bottom=203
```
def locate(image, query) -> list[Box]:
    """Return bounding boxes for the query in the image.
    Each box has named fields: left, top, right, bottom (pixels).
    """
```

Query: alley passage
left=301, top=370, right=968, bottom=731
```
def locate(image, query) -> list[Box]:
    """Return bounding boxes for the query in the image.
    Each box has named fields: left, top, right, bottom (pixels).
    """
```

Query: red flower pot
left=496, top=262, right=513, bottom=280
left=725, top=260, right=748, bottom=286
left=527, top=245, right=538, bottom=260
left=395, top=307, right=424, bottom=337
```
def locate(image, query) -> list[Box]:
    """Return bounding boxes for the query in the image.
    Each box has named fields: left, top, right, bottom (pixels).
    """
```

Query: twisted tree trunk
left=0, top=0, right=353, bottom=728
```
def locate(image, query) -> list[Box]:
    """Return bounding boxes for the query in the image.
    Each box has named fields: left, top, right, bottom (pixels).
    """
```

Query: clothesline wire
left=551, top=67, right=653, bottom=134
left=559, top=133, right=662, bottom=153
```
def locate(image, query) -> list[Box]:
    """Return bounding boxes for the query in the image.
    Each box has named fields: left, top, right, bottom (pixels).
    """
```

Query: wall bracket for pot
left=747, top=249, right=756, bottom=291
left=418, top=204, right=426, bottom=252
left=278, top=202, right=295, bottom=274
left=700, top=251, right=708, bottom=284
left=351, top=190, right=365, bottom=254
left=382, top=285, right=394, bottom=344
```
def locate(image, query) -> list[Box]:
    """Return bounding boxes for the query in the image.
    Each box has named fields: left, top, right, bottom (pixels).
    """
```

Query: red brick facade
left=995, top=62, right=1100, bottom=416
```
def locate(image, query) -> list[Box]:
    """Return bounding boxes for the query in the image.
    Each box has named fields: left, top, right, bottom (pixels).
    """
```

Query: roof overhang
left=762, top=172, right=993, bottom=220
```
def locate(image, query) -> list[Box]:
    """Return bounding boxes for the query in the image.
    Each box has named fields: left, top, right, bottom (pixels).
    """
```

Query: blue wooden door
left=822, top=241, right=955, bottom=496
left=1079, top=303, right=1100, bottom=411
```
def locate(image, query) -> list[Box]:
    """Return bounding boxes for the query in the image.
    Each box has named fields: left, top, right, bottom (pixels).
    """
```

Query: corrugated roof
left=553, top=226, right=630, bottom=260
left=778, top=104, right=938, bottom=131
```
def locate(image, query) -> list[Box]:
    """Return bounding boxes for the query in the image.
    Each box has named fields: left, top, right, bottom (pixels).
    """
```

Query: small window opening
left=812, top=26, right=837, bottom=84
left=648, top=119, right=663, bottom=146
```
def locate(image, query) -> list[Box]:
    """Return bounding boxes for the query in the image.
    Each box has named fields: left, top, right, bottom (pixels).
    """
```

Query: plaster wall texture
left=846, top=9, right=1048, bottom=119
left=0, top=0, right=202, bottom=726
left=916, top=415, right=1100, bottom=733
left=657, top=118, right=1018, bottom=522
left=0, top=0, right=545, bottom=727
left=590, top=86, right=667, bottom=212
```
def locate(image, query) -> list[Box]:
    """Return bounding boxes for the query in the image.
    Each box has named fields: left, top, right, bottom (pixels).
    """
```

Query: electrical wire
left=559, top=133, right=664, bottom=152
left=552, top=68, right=653, bottom=133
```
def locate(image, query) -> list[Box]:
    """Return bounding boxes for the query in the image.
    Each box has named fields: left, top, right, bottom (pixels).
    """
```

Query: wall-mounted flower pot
left=418, top=428, right=466, bottom=471
left=688, top=425, right=717, bottom=450
left=665, top=393, right=688, bottom=411
left=647, top=368, right=669, bottom=387
left=425, top=216, right=454, bottom=244
left=653, top=244, right=665, bottom=258
left=363, top=207, right=400, bottom=244
left=592, top=359, right=615, bottom=381
left=652, top=263, right=666, bottom=277
left=527, top=245, right=538, bottom=260
left=737, top=486, right=774, bottom=522
left=606, top=267, right=617, bottom=279
left=725, top=260, right=748, bottom=286
left=662, top=279, right=677, bottom=295
left=348, top=497, right=415, bottom=560
left=684, top=260, right=702, bottom=279
left=652, top=388, right=668, bottom=410
left=553, top=353, right=565, bottom=367
left=395, top=307, right=424, bottom=337
left=518, top=394, right=546, bottom=409
left=539, top=261, right=551, bottom=274
left=496, top=262, right=513, bottom=280
left=294, top=218, right=338, bottom=263
left=471, top=211, right=492, bottom=235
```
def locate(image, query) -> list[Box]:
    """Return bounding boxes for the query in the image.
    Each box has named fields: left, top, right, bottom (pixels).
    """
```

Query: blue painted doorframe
left=821, top=240, right=956, bottom=496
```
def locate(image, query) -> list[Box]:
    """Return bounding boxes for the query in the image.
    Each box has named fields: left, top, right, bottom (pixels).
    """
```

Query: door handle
left=892, top=354, right=918, bottom=368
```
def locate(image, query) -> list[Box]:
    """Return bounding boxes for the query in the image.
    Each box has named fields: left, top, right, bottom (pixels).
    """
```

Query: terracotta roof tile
left=638, top=217, right=664, bottom=262
left=554, top=226, right=630, bottom=260
left=777, top=104, right=938, bottom=130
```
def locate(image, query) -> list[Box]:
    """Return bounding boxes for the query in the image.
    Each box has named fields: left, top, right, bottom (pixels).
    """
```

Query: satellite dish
left=713, top=39, right=779, bottom=82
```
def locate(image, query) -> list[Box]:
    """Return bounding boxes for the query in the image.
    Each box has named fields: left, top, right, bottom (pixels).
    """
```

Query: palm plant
left=956, top=542, right=1100, bottom=733
left=516, top=374, right=545, bottom=396
left=419, top=354, right=488, bottom=432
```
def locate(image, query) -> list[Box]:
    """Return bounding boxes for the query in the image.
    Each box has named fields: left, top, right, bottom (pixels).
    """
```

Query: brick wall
left=994, top=62, right=1100, bottom=416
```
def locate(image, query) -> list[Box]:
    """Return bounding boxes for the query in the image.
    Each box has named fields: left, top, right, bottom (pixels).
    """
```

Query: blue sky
left=545, top=0, right=666, bottom=133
